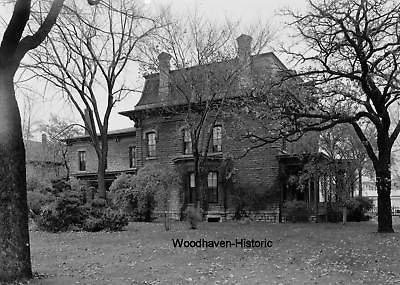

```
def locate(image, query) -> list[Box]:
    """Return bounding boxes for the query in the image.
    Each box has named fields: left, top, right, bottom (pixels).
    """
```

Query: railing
left=370, top=206, right=400, bottom=216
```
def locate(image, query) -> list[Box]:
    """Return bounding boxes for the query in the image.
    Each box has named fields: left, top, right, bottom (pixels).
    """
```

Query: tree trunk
left=199, top=162, right=209, bottom=213
left=342, top=207, right=347, bottom=224
left=0, top=70, right=32, bottom=281
left=193, top=154, right=201, bottom=210
left=97, top=158, right=107, bottom=199
left=358, top=169, right=362, bottom=197
left=164, top=203, right=170, bottom=231
left=375, top=167, right=394, bottom=233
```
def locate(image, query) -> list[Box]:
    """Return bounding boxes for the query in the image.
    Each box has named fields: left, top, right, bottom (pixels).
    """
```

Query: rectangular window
left=129, top=146, right=136, bottom=168
left=207, top=171, right=218, bottom=203
left=147, top=132, right=156, bottom=157
left=212, top=125, right=222, bottom=152
left=189, top=172, right=196, bottom=203
left=183, top=129, right=192, bottom=154
left=78, top=151, right=86, bottom=171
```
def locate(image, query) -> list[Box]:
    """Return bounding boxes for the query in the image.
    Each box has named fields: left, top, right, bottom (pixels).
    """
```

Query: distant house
left=25, top=134, right=65, bottom=184
left=66, top=34, right=328, bottom=221
left=358, top=176, right=400, bottom=209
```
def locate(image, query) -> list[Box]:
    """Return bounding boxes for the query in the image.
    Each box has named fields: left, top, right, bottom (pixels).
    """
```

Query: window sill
left=145, top=156, right=158, bottom=160
left=209, top=151, right=222, bottom=155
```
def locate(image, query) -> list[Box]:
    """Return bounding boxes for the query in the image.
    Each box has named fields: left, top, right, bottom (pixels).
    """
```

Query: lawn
left=16, top=218, right=400, bottom=284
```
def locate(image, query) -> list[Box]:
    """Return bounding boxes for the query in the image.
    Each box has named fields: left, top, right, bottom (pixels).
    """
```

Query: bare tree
left=28, top=0, right=159, bottom=198
left=21, top=95, right=36, bottom=141
left=38, top=114, right=83, bottom=179
left=139, top=12, right=273, bottom=212
left=320, top=124, right=375, bottom=196
left=243, top=0, right=400, bottom=232
left=0, top=0, right=100, bottom=281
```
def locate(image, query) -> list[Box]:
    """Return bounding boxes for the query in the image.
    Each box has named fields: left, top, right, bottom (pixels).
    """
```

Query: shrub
left=187, top=206, right=202, bottom=229
left=27, top=176, right=50, bottom=193
left=283, top=200, right=310, bottom=222
left=109, top=173, right=134, bottom=192
left=35, top=191, right=84, bottom=232
left=27, top=191, right=52, bottom=216
left=82, top=209, right=128, bottom=232
left=91, top=198, right=107, bottom=208
left=101, top=209, right=128, bottom=231
left=345, top=197, right=374, bottom=222
left=32, top=178, right=128, bottom=233
left=51, top=178, right=72, bottom=194
left=110, top=165, right=181, bottom=223
left=83, top=217, right=104, bottom=232
left=229, top=184, right=280, bottom=220
left=70, top=178, right=89, bottom=192
left=36, top=203, right=62, bottom=232
left=326, top=205, right=342, bottom=223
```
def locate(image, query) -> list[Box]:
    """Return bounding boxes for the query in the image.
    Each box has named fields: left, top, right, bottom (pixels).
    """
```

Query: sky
left=1, top=0, right=309, bottom=139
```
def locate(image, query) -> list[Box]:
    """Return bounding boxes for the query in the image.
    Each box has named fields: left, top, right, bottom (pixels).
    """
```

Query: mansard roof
left=132, top=52, right=288, bottom=111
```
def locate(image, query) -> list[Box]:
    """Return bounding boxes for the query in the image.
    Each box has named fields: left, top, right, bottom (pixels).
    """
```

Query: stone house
left=67, top=34, right=322, bottom=221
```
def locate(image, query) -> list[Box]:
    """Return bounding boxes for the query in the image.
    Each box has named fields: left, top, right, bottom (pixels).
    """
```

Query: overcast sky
left=1, top=0, right=309, bottom=138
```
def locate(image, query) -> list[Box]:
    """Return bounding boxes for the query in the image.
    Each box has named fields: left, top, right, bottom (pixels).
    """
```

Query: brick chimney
left=41, top=133, right=47, bottom=146
left=84, top=108, right=93, bottom=135
left=158, top=52, right=171, bottom=103
left=237, top=34, right=252, bottom=88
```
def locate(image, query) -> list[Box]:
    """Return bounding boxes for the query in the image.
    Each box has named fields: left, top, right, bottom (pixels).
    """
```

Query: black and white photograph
left=1, top=0, right=400, bottom=284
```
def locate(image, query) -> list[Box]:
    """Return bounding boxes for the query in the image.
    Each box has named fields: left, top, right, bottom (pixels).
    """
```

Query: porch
left=277, top=153, right=354, bottom=222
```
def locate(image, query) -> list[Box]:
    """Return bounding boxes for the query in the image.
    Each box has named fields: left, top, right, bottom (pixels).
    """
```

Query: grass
left=15, top=218, right=400, bottom=284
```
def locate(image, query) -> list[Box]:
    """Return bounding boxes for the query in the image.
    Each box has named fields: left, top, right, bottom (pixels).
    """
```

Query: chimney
left=41, top=133, right=47, bottom=146
left=84, top=108, right=93, bottom=135
left=236, top=34, right=253, bottom=88
left=158, top=52, right=171, bottom=103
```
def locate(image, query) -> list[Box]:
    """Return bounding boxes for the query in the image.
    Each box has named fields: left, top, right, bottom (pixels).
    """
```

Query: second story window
left=183, top=129, right=192, bottom=154
left=78, top=151, right=86, bottom=171
left=146, top=132, right=156, bottom=157
left=129, top=146, right=136, bottom=168
left=212, top=125, right=222, bottom=152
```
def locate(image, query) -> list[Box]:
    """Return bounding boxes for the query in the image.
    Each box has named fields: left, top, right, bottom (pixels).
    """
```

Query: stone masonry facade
left=67, top=34, right=317, bottom=222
